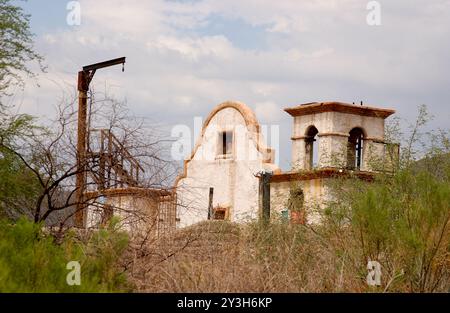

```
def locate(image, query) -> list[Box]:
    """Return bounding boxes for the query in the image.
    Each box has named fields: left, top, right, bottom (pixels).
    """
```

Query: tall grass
left=0, top=217, right=130, bottom=292
left=131, top=162, right=449, bottom=293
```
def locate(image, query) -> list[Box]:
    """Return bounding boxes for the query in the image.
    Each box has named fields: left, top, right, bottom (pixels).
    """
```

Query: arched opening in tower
left=347, top=127, right=364, bottom=170
left=305, top=126, right=319, bottom=170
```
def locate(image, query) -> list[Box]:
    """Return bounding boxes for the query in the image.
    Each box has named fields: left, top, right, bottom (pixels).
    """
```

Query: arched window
left=288, top=187, right=305, bottom=224
left=305, top=126, right=319, bottom=170
left=347, top=128, right=364, bottom=170
left=218, top=131, right=233, bottom=156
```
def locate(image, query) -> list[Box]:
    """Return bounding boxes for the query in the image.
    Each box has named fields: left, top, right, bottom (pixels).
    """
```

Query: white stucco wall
left=270, top=178, right=330, bottom=224
left=176, top=102, right=278, bottom=228
left=86, top=195, right=159, bottom=238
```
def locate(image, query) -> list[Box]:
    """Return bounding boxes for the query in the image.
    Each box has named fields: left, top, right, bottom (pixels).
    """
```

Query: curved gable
left=175, top=101, right=276, bottom=188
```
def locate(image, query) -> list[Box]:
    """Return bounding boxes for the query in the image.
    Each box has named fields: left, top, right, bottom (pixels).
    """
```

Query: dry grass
left=122, top=220, right=379, bottom=292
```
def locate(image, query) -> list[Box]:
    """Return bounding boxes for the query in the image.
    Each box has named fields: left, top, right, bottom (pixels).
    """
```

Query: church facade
left=175, top=100, right=396, bottom=227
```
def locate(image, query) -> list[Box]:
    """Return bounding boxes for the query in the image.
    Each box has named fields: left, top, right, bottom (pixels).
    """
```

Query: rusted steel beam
left=82, top=57, right=125, bottom=72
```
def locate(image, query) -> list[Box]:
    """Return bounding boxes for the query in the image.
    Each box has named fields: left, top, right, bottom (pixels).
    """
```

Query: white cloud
left=254, top=101, right=283, bottom=123
left=14, top=0, right=450, bottom=169
left=250, top=82, right=280, bottom=97
left=147, top=35, right=234, bottom=61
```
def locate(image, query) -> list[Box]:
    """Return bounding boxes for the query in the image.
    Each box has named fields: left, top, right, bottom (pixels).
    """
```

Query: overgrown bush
left=0, top=217, right=130, bottom=292
left=132, top=157, right=449, bottom=292
left=323, top=162, right=450, bottom=292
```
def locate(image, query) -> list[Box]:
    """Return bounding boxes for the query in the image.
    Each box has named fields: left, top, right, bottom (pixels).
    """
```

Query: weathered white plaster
left=291, top=110, right=388, bottom=170
left=175, top=101, right=278, bottom=228
left=86, top=194, right=160, bottom=238
left=270, top=178, right=330, bottom=224
left=176, top=101, right=395, bottom=227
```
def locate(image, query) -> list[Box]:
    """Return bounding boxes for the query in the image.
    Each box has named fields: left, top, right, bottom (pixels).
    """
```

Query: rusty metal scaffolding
left=87, top=129, right=144, bottom=189
left=74, top=58, right=176, bottom=236
left=81, top=128, right=177, bottom=237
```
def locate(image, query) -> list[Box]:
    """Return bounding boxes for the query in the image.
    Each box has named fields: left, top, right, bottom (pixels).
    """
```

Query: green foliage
left=0, top=0, right=46, bottom=217
left=0, top=0, right=45, bottom=98
left=0, top=112, right=42, bottom=218
left=247, top=220, right=308, bottom=263
left=0, top=217, right=130, bottom=292
left=323, top=159, right=450, bottom=292
left=0, top=113, right=35, bottom=144
left=241, top=156, right=450, bottom=292
left=0, top=149, right=41, bottom=218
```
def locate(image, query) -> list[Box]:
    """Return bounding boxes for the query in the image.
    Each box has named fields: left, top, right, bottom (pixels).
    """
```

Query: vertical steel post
left=208, top=187, right=214, bottom=220
left=73, top=57, right=125, bottom=228
left=75, top=71, right=88, bottom=228
left=261, top=172, right=272, bottom=225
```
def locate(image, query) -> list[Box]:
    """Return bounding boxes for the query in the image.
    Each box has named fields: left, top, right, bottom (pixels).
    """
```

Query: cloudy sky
left=11, top=0, right=450, bottom=169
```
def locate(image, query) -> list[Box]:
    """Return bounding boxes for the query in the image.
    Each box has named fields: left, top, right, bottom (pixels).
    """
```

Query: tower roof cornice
left=285, top=101, right=395, bottom=119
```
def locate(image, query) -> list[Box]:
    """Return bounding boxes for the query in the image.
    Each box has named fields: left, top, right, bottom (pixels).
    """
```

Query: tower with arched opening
left=268, top=101, right=397, bottom=224
left=286, top=102, right=395, bottom=171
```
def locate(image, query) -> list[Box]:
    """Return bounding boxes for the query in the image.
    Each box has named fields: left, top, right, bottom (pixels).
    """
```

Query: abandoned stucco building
left=175, top=100, right=396, bottom=227
left=83, top=100, right=397, bottom=234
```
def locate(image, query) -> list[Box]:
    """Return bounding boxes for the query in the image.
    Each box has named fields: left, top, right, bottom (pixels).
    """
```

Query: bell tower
left=285, top=102, right=396, bottom=172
